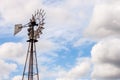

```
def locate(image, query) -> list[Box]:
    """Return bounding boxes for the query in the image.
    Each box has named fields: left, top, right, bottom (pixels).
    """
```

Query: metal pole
left=28, top=26, right=34, bottom=80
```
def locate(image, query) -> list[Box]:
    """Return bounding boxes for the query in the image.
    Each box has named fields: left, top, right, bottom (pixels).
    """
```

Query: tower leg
left=34, top=42, right=39, bottom=80
left=22, top=42, right=30, bottom=80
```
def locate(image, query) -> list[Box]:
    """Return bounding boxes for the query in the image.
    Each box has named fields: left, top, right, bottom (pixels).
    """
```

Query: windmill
left=14, top=9, right=45, bottom=80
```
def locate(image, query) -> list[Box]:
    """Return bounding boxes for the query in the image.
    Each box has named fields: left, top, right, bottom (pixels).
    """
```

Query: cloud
left=0, top=41, right=58, bottom=79
left=0, top=41, right=65, bottom=79
left=36, top=39, right=66, bottom=64
left=43, top=7, right=82, bottom=42
left=0, top=60, right=17, bottom=80
left=83, top=1, right=120, bottom=79
left=91, top=38, right=120, bottom=79
left=12, top=75, right=22, bottom=80
left=37, top=39, right=60, bottom=53
left=0, top=42, right=26, bottom=64
left=56, top=58, right=91, bottom=80
left=0, top=40, right=60, bottom=64
left=38, top=65, right=61, bottom=80
left=34, top=57, right=91, bottom=80
left=12, top=75, right=27, bottom=80
left=0, top=41, right=64, bottom=79
left=0, top=0, right=43, bottom=25
left=84, top=0, right=120, bottom=39
left=0, top=0, right=93, bottom=43
left=0, top=0, right=43, bottom=36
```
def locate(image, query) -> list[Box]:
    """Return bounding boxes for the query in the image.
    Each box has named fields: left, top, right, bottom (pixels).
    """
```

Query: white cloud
left=0, top=42, right=26, bottom=64
left=36, top=39, right=65, bottom=64
left=91, top=38, right=120, bottom=64
left=0, top=41, right=64, bottom=79
left=0, top=0, right=93, bottom=43
left=91, top=38, right=120, bottom=79
left=0, top=59, right=17, bottom=80
left=12, top=75, right=27, bottom=80
left=12, top=75, right=22, bottom=80
left=92, top=64, right=120, bottom=79
left=0, top=0, right=43, bottom=35
left=0, top=0, right=43, bottom=24
left=37, top=39, right=60, bottom=53
left=56, top=58, right=91, bottom=80
left=35, top=57, right=91, bottom=80
left=0, top=41, right=63, bottom=79
left=84, top=0, right=120, bottom=39
left=0, top=41, right=60, bottom=80
left=83, top=1, right=120, bottom=79
left=0, top=39, right=62, bottom=64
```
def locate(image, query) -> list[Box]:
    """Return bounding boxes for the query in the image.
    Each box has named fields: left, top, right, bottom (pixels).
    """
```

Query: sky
left=0, top=0, right=120, bottom=80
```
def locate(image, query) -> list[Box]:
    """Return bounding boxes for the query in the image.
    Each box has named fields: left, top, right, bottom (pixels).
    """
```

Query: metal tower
left=14, top=9, right=45, bottom=80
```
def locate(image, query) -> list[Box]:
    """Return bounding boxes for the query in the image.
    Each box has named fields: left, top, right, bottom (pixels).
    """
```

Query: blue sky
left=1, top=0, right=120, bottom=80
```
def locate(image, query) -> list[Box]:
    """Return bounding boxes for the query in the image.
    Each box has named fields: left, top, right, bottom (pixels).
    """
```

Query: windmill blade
left=34, top=25, right=44, bottom=39
left=42, top=12, right=46, bottom=17
left=41, top=9, right=44, bottom=14
left=39, top=9, right=42, bottom=13
left=42, top=18, right=45, bottom=22
left=34, top=11, right=37, bottom=17
left=37, top=9, right=39, bottom=15
left=34, top=30, right=40, bottom=39
left=14, top=24, right=23, bottom=35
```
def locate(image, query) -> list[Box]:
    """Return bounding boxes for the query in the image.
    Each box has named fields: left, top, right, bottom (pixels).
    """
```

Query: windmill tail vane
left=14, top=24, right=22, bottom=35
left=14, top=9, right=45, bottom=80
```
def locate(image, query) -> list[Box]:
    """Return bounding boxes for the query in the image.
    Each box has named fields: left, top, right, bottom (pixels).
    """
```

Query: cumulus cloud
left=0, top=41, right=61, bottom=79
left=82, top=0, right=120, bottom=79
left=32, top=57, right=91, bottom=80
left=56, top=58, right=91, bottom=80
left=0, top=40, right=60, bottom=64
left=84, top=0, right=120, bottom=39
left=91, top=38, right=120, bottom=79
left=0, top=42, right=26, bottom=64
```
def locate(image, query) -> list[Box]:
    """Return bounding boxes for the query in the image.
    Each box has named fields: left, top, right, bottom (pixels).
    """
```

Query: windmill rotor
left=14, top=9, right=45, bottom=40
